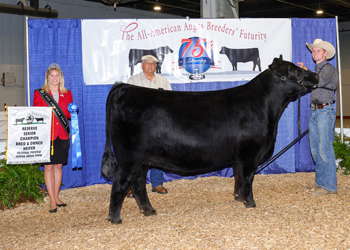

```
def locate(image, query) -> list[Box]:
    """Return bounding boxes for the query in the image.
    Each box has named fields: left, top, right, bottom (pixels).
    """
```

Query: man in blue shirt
left=298, top=39, right=339, bottom=196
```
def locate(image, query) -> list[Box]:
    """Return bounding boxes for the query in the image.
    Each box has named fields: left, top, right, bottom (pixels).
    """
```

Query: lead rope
left=256, top=93, right=306, bottom=174
left=256, top=129, right=309, bottom=174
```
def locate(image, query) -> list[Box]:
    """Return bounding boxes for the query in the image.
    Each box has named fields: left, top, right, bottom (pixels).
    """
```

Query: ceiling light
left=316, top=0, right=323, bottom=14
left=154, top=0, right=161, bottom=11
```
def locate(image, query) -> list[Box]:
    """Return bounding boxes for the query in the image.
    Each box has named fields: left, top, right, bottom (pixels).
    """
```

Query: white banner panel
left=7, top=107, right=52, bottom=164
left=82, top=18, right=292, bottom=85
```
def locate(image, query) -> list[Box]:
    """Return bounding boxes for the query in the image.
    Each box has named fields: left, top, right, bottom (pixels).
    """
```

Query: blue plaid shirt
left=310, top=60, right=338, bottom=105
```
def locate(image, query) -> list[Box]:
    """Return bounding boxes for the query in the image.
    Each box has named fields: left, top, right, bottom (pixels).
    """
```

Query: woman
left=33, top=63, right=73, bottom=213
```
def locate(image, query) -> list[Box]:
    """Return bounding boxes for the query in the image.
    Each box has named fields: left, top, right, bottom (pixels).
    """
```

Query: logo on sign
left=13, top=111, right=47, bottom=125
left=178, top=37, right=214, bottom=80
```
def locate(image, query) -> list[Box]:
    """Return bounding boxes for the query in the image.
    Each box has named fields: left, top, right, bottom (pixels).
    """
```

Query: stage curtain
left=28, top=19, right=87, bottom=189
left=291, top=18, right=338, bottom=173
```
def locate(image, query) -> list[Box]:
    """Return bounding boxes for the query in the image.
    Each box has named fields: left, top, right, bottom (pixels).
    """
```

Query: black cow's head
left=268, top=55, right=319, bottom=91
left=219, top=46, right=227, bottom=54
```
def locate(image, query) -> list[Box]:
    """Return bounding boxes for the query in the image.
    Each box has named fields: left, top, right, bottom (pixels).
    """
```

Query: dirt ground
left=1, top=172, right=350, bottom=249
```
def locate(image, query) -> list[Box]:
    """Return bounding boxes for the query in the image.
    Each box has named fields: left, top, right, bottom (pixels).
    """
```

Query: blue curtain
left=291, top=18, right=338, bottom=173
left=27, top=18, right=337, bottom=190
left=28, top=19, right=87, bottom=189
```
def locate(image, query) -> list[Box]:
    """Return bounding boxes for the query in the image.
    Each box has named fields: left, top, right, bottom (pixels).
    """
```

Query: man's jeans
left=150, top=168, right=163, bottom=188
left=309, top=104, right=337, bottom=192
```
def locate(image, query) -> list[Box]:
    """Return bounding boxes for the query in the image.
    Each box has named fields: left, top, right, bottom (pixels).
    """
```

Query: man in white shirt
left=126, top=55, right=171, bottom=197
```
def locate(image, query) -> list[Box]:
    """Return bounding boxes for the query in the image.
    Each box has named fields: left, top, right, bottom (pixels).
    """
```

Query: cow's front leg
left=232, top=62, right=237, bottom=71
left=241, top=169, right=256, bottom=208
left=131, top=165, right=156, bottom=216
left=233, top=163, right=244, bottom=202
left=233, top=162, right=256, bottom=208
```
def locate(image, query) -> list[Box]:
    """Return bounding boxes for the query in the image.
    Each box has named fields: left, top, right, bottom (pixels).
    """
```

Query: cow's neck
left=248, top=71, right=274, bottom=98
left=249, top=70, right=290, bottom=128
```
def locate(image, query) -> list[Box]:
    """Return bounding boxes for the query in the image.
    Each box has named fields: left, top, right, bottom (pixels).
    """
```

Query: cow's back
left=234, top=48, right=259, bottom=62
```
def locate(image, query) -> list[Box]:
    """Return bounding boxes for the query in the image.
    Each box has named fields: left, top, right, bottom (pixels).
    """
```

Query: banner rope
left=5, top=106, right=8, bottom=160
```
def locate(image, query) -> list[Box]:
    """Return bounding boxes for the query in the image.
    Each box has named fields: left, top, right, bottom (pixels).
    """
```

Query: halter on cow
left=101, top=56, right=319, bottom=224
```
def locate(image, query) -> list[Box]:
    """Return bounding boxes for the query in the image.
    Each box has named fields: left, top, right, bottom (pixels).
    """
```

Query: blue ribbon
left=68, top=102, right=82, bottom=170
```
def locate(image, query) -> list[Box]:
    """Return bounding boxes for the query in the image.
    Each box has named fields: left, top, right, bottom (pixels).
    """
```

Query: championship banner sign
left=82, top=18, right=292, bottom=85
left=7, top=107, right=52, bottom=164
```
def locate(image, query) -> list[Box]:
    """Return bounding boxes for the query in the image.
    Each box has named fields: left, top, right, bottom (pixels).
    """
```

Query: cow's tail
left=100, top=83, right=121, bottom=180
left=101, top=134, right=117, bottom=180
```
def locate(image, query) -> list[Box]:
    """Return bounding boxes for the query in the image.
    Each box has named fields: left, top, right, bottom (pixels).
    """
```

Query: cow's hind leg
left=257, top=57, right=261, bottom=71
left=108, top=168, right=136, bottom=224
left=131, top=165, right=156, bottom=216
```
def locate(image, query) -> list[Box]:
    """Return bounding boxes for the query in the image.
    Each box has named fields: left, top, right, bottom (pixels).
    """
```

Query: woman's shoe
left=49, top=208, right=57, bottom=213
left=57, top=203, right=67, bottom=207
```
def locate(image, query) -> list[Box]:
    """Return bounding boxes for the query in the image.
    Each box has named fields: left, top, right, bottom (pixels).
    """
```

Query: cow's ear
left=279, top=54, right=283, bottom=60
left=273, top=57, right=284, bottom=65
left=269, top=57, right=281, bottom=70
left=272, top=57, right=279, bottom=65
left=269, top=57, right=287, bottom=75
left=268, top=59, right=278, bottom=72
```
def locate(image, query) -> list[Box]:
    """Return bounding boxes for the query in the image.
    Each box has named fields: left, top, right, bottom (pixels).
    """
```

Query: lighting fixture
left=316, top=1, right=323, bottom=14
left=154, top=0, right=161, bottom=11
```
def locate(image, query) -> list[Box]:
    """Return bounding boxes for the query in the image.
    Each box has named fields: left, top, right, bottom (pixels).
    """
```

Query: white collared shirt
left=127, top=72, right=172, bottom=90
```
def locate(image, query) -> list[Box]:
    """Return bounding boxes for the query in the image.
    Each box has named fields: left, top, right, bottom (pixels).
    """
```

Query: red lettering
left=120, top=22, right=138, bottom=40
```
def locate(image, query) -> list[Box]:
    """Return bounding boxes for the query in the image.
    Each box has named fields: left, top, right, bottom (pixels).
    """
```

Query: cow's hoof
left=143, top=209, right=156, bottom=216
left=108, top=215, right=122, bottom=224
left=110, top=218, right=122, bottom=224
left=243, top=201, right=256, bottom=208
left=234, top=195, right=244, bottom=202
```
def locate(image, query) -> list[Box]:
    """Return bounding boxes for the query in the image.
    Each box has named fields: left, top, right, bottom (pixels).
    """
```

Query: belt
left=310, top=102, right=334, bottom=111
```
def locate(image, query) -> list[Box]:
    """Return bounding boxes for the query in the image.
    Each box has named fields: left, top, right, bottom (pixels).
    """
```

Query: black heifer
left=128, top=46, right=173, bottom=75
left=219, top=46, right=261, bottom=71
left=15, top=118, right=25, bottom=124
left=101, top=56, right=319, bottom=224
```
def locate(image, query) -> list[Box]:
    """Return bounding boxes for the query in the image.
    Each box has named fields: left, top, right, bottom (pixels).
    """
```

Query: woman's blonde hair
left=41, top=63, right=68, bottom=94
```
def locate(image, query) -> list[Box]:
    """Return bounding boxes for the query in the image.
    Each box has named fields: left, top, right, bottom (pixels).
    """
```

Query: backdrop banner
left=82, top=18, right=292, bottom=85
left=7, top=106, right=52, bottom=164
